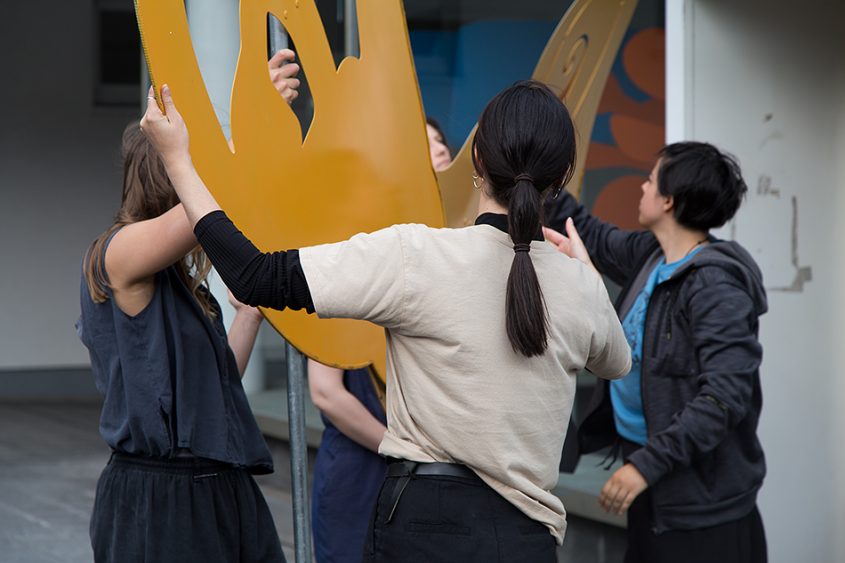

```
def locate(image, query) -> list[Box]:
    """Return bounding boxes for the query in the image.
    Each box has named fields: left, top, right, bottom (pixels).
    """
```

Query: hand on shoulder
left=543, top=217, right=597, bottom=273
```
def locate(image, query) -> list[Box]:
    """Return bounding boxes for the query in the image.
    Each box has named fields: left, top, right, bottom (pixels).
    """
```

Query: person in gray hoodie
left=546, top=142, right=767, bottom=563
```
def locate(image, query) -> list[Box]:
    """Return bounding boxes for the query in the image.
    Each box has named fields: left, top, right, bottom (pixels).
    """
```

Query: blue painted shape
left=592, top=113, right=615, bottom=145
left=411, top=20, right=557, bottom=149
left=611, top=30, right=651, bottom=103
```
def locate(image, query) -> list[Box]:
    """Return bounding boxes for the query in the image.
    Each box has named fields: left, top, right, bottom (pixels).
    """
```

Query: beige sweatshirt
left=300, top=222, right=630, bottom=544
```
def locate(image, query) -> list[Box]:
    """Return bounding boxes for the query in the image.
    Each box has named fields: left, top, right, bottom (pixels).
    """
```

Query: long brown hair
left=472, top=81, right=576, bottom=357
left=83, top=122, right=215, bottom=317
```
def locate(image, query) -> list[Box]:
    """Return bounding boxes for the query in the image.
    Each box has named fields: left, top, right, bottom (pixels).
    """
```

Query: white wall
left=0, top=1, right=279, bottom=392
left=0, top=1, right=138, bottom=370
left=834, top=63, right=845, bottom=563
left=669, top=1, right=845, bottom=561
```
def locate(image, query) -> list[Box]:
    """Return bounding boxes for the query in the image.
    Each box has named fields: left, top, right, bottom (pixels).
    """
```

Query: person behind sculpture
left=425, top=116, right=451, bottom=173
left=76, top=51, right=300, bottom=563
left=308, top=115, right=453, bottom=563
left=547, top=142, right=767, bottom=563
left=141, top=79, right=631, bottom=562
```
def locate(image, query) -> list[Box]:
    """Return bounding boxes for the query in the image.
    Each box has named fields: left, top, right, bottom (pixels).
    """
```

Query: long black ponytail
left=472, top=81, right=576, bottom=357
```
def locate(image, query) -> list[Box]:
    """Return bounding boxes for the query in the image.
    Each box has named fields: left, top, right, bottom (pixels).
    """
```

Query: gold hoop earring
left=472, top=173, right=482, bottom=191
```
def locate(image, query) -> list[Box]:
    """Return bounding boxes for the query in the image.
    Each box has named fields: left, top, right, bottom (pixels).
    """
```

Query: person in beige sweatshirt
left=141, top=79, right=630, bottom=562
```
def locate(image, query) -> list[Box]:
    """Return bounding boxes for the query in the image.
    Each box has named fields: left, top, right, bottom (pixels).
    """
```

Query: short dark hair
left=657, top=142, right=748, bottom=231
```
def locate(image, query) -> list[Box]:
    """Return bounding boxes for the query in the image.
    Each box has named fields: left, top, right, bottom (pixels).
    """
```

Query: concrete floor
left=0, top=402, right=625, bottom=562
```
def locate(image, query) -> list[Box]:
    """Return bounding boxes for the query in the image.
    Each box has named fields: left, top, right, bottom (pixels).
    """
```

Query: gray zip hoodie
left=549, top=191, right=767, bottom=533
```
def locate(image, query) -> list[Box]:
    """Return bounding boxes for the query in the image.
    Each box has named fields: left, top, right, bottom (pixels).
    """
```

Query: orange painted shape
left=596, top=76, right=664, bottom=123
left=609, top=114, right=665, bottom=166
left=623, top=28, right=665, bottom=101
left=592, top=175, right=643, bottom=231
left=584, top=142, right=646, bottom=171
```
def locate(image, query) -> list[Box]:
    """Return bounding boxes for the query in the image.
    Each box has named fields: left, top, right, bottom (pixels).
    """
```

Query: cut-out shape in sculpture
left=135, top=0, right=637, bottom=379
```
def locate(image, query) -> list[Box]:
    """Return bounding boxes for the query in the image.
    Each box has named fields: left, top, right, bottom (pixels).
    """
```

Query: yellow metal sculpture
left=135, top=0, right=637, bottom=380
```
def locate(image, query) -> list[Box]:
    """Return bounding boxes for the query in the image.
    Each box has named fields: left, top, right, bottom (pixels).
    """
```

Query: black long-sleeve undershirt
left=194, top=210, right=524, bottom=317
left=194, top=210, right=314, bottom=313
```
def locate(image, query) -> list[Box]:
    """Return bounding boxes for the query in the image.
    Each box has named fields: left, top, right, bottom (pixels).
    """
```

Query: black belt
left=386, top=459, right=479, bottom=480
left=384, top=460, right=480, bottom=523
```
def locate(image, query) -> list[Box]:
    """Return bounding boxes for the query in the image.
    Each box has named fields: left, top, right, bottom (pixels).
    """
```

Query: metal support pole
left=285, top=342, right=312, bottom=563
left=268, top=12, right=289, bottom=54
left=344, top=0, right=359, bottom=57
left=268, top=15, right=312, bottom=563
left=268, top=17, right=313, bottom=563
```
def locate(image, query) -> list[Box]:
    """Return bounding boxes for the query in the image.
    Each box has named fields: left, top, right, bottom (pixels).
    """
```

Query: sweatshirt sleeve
left=298, top=225, right=407, bottom=330
left=586, top=272, right=632, bottom=380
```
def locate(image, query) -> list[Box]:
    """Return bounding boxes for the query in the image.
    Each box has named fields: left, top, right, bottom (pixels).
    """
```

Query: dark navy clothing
left=77, top=233, right=284, bottom=562
left=312, top=368, right=387, bottom=563
left=76, top=238, right=273, bottom=472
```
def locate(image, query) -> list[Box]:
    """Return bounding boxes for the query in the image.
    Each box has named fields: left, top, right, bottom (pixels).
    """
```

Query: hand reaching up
left=140, top=85, right=190, bottom=169
left=543, top=218, right=596, bottom=272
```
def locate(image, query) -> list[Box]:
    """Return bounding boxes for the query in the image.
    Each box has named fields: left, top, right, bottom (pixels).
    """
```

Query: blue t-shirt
left=611, top=248, right=702, bottom=445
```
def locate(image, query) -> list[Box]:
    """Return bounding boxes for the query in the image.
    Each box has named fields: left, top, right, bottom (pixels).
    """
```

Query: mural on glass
left=409, top=0, right=665, bottom=231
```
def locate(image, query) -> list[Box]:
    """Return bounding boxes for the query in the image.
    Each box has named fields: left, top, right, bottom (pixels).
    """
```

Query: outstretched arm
left=141, top=86, right=314, bottom=312
left=141, top=85, right=406, bottom=328
left=544, top=189, right=656, bottom=286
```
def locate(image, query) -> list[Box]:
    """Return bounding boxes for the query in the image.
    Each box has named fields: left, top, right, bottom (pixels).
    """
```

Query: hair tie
left=514, top=173, right=534, bottom=185
left=513, top=243, right=531, bottom=253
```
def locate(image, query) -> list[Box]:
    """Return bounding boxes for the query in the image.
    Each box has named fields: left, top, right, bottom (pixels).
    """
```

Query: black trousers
left=625, top=488, right=767, bottom=563
left=362, top=471, right=557, bottom=563
left=90, top=453, right=286, bottom=563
